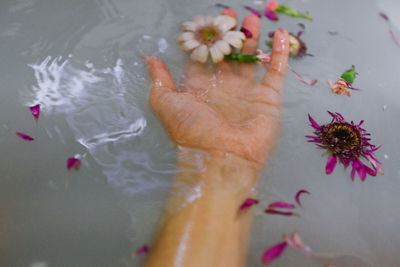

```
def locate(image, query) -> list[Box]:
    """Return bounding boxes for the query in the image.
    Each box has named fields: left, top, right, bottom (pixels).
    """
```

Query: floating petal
left=30, top=104, right=40, bottom=121
left=265, top=10, right=279, bottom=21
left=244, top=6, right=262, bottom=17
left=136, top=245, right=149, bottom=255
left=268, top=201, right=295, bottom=209
left=240, top=27, right=253, bottom=38
left=379, top=12, right=389, bottom=21
left=261, top=241, right=287, bottom=265
left=290, top=68, right=317, bottom=86
left=67, top=158, right=81, bottom=171
left=295, top=190, right=310, bottom=207
left=240, top=198, right=259, bottom=211
left=16, top=132, right=34, bottom=141
left=215, top=3, right=230, bottom=9
left=265, top=209, right=298, bottom=217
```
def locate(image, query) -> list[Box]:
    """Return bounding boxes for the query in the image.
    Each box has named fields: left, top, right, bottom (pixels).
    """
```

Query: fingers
left=261, top=29, right=290, bottom=94
left=238, top=14, right=261, bottom=79
left=215, top=8, right=237, bottom=74
left=144, top=55, right=177, bottom=114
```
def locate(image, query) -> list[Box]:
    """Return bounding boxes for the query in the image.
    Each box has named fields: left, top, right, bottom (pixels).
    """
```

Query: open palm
left=145, top=10, right=289, bottom=168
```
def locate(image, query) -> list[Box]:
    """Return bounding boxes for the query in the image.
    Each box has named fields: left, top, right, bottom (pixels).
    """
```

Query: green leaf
left=275, top=5, right=312, bottom=21
left=340, top=65, right=358, bottom=84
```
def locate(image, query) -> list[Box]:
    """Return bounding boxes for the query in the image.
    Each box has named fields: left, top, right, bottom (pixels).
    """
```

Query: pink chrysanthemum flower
left=306, top=111, right=384, bottom=181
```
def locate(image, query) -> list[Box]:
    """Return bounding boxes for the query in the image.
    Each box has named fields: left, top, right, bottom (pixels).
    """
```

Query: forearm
left=144, top=149, right=260, bottom=267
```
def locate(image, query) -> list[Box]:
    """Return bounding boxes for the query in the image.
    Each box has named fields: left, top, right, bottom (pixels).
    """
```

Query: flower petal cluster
left=177, top=15, right=245, bottom=63
left=307, top=111, right=383, bottom=181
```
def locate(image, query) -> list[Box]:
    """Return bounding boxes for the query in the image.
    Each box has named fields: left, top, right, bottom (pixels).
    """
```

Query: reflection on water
left=1, top=0, right=400, bottom=266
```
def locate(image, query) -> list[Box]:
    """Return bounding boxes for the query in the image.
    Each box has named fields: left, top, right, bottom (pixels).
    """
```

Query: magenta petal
left=268, top=201, right=295, bottom=209
left=240, top=27, right=253, bottom=38
left=264, top=10, right=279, bottom=21
left=389, top=30, right=400, bottom=47
left=325, top=156, right=337, bottom=175
left=240, top=198, right=259, bottom=211
left=262, top=241, right=287, bottom=265
left=295, top=190, right=310, bottom=207
left=136, top=245, right=149, bottom=255
left=29, top=104, right=40, bottom=120
left=379, top=12, right=389, bottom=21
left=244, top=6, right=262, bottom=17
left=308, top=114, right=320, bottom=130
left=215, top=3, right=230, bottom=9
left=16, top=132, right=34, bottom=141
left=290, top=68, right=317, bottom=86
left=297, top=30, right=304, bottom=38
left=265, top=209, right=298, bottom=217
left=67, top=158, right=81, bottom=171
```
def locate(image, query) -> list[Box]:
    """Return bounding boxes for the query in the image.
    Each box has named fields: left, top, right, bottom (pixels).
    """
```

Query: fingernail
left=278, top=28, right=285, bottom=34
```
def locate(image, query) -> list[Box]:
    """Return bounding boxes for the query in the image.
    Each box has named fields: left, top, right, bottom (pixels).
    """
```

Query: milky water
left=0, top=0, right=400, bottom=266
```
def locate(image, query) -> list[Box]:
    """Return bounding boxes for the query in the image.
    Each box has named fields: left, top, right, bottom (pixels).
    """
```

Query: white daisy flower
left=177, top=15, right=246, bottom=63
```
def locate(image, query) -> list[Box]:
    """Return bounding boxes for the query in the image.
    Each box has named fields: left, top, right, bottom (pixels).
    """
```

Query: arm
left=144, top=151, right=258, bottom=267
left=143, top=9, right=290, bottom=267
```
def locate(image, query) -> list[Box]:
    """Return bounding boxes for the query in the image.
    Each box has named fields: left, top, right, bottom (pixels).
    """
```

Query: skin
left=143, top=9, right=289, bottom=267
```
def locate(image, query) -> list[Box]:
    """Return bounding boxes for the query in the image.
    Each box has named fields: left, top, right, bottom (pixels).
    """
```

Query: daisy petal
left=209, top=45, right=224, bottom=63
left=181, top=21, right=197, bottom=31
left=224, top=31, right=245, bottom=49
left=190, top=44, right=209, bottom=63
left=214, top=15, right=236, bottom=32
left=182, top=39, right=200, bottom=51
left=261, top=241, right=287, bottom=265
left=177, top=32, right=195, bottom=43
left=325, top=156, right=337, bottom=174
left=214, top=40, right=231, bottom=55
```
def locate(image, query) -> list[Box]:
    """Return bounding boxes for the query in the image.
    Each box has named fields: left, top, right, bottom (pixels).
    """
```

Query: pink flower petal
left=389, top=30, right=400, bottom=47
left=240, top=27, right=253, bottom=38
left=265, top=209, right=298, bottom=217
left=261, top=241, right=287, bottom=265
left=240, top=198, right=259, bottom=211
left=325, top=155, right=337, bottom=174
left=67, top=158, right=81, bottom=171
left=244, top=6, right=262, bottom=17
left=215, top=3, right=230, bottom=9
left=295, top=190, right=310, bottom=207
left=308, top=114, right=320, bottom=130
left=290, top=68, right=317, bottom=86
left=297, top=30, right=304, bottom=38
left=379, top=12, right=389, bottom=22
left=264, top=10, right=279, bottom=21
left=283, top=232, right=313, bottom=256
left=16, top=132, right=34, bottom=141
left=136, top=245, right=149, bottom=255
left=29, top=104, right=40, bottom=121
left=268, top=201, right=295, bottom=209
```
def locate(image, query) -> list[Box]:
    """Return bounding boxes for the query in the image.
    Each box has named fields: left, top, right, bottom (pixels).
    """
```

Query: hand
left=145, top=9, right=290, bottom=169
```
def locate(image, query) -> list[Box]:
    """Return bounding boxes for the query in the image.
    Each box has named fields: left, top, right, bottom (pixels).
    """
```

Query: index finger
left=262, top=28, right=290, bottom=94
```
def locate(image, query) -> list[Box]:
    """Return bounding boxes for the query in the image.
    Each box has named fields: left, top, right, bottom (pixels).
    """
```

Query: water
left=0, top=0, right=400, bottom=266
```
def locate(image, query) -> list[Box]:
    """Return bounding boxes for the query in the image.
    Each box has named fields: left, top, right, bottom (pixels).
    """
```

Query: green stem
left=224, top=53, right=258, bottom=63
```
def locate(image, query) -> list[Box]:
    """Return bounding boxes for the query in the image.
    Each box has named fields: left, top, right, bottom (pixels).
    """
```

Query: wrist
left=175, top=146, right=260, bottom=197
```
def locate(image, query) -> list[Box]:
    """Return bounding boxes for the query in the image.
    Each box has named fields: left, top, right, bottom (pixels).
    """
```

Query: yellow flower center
left=201, top=28, right=217, bottom=41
